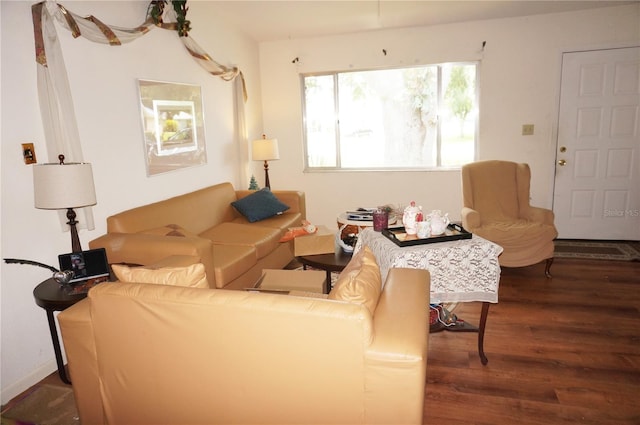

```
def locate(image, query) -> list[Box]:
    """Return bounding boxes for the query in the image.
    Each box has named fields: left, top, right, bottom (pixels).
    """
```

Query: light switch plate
left=22, top=143, right=37, bottom=164
left=522, top=124, right=534, bottom=136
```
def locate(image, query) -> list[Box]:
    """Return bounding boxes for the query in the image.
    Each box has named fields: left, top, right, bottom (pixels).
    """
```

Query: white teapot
left=402, top=201, right=421, bottom=235
left=427, top=210, right=450, bottom=235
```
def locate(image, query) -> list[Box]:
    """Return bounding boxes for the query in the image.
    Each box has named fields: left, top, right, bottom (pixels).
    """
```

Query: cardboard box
left=293, top=225, right=336, bottom=256
left=258, top=269, right=326, bottom=294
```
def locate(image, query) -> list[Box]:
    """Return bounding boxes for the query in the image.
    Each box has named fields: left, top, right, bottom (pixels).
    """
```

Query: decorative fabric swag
left=30, top=0, right=249, bottom=231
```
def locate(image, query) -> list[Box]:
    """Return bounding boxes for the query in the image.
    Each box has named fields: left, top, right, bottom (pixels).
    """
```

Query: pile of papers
left=346, top=208, right=375, bottom=221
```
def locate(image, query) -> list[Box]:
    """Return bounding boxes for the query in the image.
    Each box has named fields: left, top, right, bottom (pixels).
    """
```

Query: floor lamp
left=252, top=134, right=279, bottom=189
left=33, top=155, right=97, bottom=253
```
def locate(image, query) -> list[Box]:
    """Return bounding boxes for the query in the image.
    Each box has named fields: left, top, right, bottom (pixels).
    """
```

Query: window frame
left=301, top=61, right=480, bottom=172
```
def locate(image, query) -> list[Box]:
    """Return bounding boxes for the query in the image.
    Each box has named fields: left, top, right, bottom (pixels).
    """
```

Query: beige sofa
left=89, top=182, right=306, bottom=290
left=59, top=251, right=430, bottom=424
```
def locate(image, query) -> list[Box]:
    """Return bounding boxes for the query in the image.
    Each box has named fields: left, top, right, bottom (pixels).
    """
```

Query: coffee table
left=297, top=248, right=352, bottom=294
left=355, top=228, right=503, bottom=364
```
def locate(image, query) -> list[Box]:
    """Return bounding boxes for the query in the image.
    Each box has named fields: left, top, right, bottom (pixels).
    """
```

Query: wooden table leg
left=46, top=309, right=71, bottom=384
left=478, top=302, right=490, bottom=365
left=430, top=302, right=491, bottom=365
left=324, top=271, right=331, bottom=293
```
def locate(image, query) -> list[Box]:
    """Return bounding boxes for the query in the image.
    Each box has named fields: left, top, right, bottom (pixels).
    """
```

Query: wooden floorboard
left=5, top=257, right=639, bottom=424
left=424, top=258, right=640, bottom=425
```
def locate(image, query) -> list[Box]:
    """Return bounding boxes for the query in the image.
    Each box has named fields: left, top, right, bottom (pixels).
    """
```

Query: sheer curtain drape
left=32, top=0, right=249, bottom=231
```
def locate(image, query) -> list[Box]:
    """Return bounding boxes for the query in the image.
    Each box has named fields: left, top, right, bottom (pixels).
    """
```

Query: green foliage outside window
left=302, top=62, right=478, bottom=170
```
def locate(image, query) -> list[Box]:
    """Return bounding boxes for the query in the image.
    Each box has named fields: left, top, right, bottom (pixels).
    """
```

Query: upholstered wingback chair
left=461, top=160, right=558, bottom=277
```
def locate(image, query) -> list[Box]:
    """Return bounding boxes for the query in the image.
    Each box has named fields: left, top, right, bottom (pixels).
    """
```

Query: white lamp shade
left=33, top=162, right=97, bottom=209
left=252, top=138, right=280, bottom=161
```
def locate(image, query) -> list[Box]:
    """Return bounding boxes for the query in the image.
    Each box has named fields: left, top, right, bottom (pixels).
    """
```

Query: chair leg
left=544, top=257, right=554, bottom=278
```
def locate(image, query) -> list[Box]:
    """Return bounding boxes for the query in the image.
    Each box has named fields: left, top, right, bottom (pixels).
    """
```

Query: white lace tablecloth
left=354, top=228, right=503, bottom=303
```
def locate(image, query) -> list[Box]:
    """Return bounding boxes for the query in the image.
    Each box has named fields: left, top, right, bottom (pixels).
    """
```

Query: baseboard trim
left=1, top=360, right=57, bottom=406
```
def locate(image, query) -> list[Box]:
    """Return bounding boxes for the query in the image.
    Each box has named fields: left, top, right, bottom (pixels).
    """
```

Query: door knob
left=558, top=159, right=567, bottom=166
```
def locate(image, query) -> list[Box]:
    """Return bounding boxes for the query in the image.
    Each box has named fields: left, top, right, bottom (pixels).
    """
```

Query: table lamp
left=252, top=134, right=279, bottom=189
left=33, top=154, right=97, bottom=253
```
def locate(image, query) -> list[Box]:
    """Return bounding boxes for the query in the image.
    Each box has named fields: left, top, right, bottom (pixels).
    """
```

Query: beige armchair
left=461, top=160, right=558, bottom=277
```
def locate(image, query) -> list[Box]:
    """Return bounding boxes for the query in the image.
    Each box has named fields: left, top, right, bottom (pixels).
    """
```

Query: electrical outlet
left=22, top=143, right=37, bottom=164
left=522, top=124, right=534, bottom=136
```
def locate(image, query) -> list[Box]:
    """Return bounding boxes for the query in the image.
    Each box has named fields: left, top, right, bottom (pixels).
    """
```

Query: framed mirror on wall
left=138, top=79, right=207, bottom=175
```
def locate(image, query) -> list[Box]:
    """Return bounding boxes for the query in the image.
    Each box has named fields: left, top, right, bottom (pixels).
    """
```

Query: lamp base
left=263, top=160, right=271, bottom=189
left=66, top=207, right=83, bottom=253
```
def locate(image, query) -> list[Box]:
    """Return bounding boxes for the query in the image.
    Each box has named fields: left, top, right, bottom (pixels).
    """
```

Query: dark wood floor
left=425, top=258, right=640, bottom=425
left=5, top=257, right=639, bottom=424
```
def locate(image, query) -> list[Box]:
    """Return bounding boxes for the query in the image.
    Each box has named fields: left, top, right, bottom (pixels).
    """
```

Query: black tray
left=382, top=223, right=472, bottom=247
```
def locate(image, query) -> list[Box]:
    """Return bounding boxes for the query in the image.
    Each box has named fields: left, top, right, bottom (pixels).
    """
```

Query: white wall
left=0, top=1, right=261, bottom=403
left=1, top=0, right=638, bottom=404
left=258, top=4, right=640, bottom=228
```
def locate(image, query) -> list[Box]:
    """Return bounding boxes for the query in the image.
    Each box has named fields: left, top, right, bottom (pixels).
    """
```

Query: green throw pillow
left=231, top=188, right=290, bottom=223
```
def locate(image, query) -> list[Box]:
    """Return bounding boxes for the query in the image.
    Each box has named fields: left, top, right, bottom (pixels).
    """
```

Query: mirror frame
left=138, top=79, right=207, bottom=175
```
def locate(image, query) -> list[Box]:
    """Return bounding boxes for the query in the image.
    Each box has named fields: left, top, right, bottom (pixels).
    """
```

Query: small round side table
left=33, top=278, right=88, bottom=384
left=336, top=212, right=398, bottom=239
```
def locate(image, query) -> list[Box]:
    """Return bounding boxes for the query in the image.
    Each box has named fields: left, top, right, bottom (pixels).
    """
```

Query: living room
left=1, top=0, right=638, bottom=407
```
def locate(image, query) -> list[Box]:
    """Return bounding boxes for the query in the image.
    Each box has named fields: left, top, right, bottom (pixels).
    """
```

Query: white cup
left=416, top=221, right=431, bottom=238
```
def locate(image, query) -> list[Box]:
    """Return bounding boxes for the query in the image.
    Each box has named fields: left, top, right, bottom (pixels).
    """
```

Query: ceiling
left=210, top=1, right=636, bottom=43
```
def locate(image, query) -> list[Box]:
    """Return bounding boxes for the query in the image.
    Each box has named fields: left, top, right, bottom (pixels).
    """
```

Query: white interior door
left=554, top=47, right=640, bottom=240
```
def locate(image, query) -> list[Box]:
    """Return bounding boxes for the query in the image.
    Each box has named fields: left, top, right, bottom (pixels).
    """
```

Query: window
left=302, top=63, right=478, bottom=170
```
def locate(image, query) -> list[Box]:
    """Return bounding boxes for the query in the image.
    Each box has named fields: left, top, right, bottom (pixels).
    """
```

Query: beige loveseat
left=89, top=182, right=305, bottom=290
left=59, top=249, right=430, bottom=425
